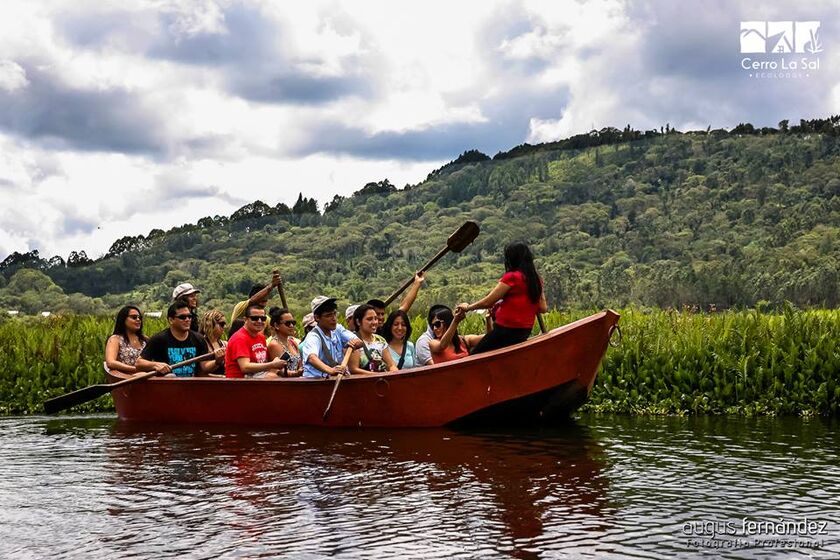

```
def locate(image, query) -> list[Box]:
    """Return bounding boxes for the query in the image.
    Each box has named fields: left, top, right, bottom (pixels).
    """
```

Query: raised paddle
left=272, top=269, right=288, bottom=309
left=322, top=347, right=355, bottom=421
left=43, top=351, right=216, bottom=414
left=382, top=221, right=480, bottom=307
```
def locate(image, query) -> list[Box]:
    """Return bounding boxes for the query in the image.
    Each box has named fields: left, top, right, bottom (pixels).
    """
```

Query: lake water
left=0, top=414, right=837, bottom=559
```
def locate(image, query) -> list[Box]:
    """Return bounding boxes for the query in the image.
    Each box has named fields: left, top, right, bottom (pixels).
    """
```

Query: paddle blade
left=43, top=384, right=111, bottom=415
left=447, top=221, right=480, bottom=252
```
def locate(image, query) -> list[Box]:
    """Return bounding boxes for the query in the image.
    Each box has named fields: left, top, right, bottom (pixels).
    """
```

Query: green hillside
left=1, top=119, right=839, bottom=316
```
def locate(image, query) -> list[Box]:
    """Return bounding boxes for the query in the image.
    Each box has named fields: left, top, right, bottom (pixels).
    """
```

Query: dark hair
left=167, top=301, right=190, bottom=318
left=433, top=308, right=463, bottom=354
left=248, top=284, right=263, bottom=298
left=245, top=302, right=265, bottom=317
left=353, top=304, right=377, bottom=330
left=314, top=300, right=338, bottom=317
left=269, top=306, right=291, bottom=327
left=367, top=298, right=386, bottom=309
left=427, top=304, right=450, bottom=325
left=112, top=305, right=148, bottom=343
left=504, top=242, right=542, bottom=303
left=228, top=318, right=245, bottom=338
left=383, top=310, right=412, bottom=343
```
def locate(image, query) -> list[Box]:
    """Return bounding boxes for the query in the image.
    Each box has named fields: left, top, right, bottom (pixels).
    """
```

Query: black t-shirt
left=140, top=328, right=209, bottom=377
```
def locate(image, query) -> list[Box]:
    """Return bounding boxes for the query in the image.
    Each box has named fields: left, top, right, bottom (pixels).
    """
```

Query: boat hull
left=108, top=310, right=619, bottom=427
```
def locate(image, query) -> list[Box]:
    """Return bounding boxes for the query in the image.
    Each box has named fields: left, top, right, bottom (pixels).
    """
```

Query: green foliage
left=0, top=269, right=107, bottom=315
left=574, top=307, right=840, bottom=416
left=0, top=314, right=168, bottom=415
left=1, top=125, right=839, bottom=315
left=3, top=309, right=837, bottom=417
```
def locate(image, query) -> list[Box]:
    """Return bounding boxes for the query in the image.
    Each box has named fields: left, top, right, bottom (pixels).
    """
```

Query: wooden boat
left=106, top=310, right=620, bottom=427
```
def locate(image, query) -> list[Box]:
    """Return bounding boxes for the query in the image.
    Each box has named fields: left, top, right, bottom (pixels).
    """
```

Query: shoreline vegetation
left=2, top=307, right=837, bottom=417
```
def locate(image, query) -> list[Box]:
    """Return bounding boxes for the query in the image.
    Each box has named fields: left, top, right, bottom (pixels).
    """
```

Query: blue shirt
left=300, top=324, right=358, bottom=378
left=387, top=341, right=416, bottom=369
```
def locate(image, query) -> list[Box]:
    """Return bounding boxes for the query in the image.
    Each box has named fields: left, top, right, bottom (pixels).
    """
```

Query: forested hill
left=1, top=119, right=839, bottom=315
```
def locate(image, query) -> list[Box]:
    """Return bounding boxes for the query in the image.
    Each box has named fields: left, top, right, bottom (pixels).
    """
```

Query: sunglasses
left=174, top=314, right=192, bottom=321
left=127, top=314, right=142, bottom=320
left=282, top=320, right=297, bottom=327
left=216, top=321, right=227, bottom=327
left=248, top=315, right=267, bottom=322
left=431, top=320, right=445, bottom=328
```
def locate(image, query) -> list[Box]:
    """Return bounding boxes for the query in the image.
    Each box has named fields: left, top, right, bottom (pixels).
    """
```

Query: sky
left=0, top=0, right=838, bottom=261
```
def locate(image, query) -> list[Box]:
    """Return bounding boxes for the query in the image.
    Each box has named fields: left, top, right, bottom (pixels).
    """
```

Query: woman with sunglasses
left=267, top=307, right=303, bottom=377
left=105, top=305, right=148, bottom=374
left=428, top=307, right=483, bottom=364
left=199, top=310, right=228, bottom=376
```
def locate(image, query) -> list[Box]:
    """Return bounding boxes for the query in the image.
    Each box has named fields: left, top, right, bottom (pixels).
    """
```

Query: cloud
left=0, top=62, right=168, bottom=155
left=1, top=0, right=838, bottom=263
left=151, top=169, right=247, bottom=209
left=528, top=0, right=840, bottom=141
left=0, top=60, right=29, bottom=92
left=57, top=2, right=377, bottom=107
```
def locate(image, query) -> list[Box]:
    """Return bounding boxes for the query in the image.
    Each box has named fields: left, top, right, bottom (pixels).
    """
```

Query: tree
left=292, top=193, right=318, bottom=215
left=67, top=251, right=93, bottom=267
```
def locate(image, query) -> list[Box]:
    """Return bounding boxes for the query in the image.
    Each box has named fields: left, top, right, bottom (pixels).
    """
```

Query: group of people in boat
left=104, top=242, right=547, bottom=379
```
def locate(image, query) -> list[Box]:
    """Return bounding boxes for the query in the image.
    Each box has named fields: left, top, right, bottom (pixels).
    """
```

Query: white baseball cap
left=310, top=295, right=338, bottom=315
left=172, top=282, right=200, bottom=300
left=345, top=304, right=360, bottom=320
left=302, top=313, right=316, bottom=329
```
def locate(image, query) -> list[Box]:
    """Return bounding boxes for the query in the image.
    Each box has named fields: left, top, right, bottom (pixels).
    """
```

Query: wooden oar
left=44, top=352, right=215, bottom=415
left=322, top=347, right=355, bottom=421
left=272, top=269, right=288, bottom=309
left=382, top=221, right=480, bottom=307
left=537, top=314, right=547, bottom=334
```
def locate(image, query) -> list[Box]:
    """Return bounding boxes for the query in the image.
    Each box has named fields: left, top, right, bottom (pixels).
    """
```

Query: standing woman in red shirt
left=455, top=242, right=548, bottom=355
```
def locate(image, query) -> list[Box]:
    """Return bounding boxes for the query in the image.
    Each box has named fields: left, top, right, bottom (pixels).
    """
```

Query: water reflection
left=100, top=422, right=608, bottom=558
left=4, top=414, right=837, bottom=558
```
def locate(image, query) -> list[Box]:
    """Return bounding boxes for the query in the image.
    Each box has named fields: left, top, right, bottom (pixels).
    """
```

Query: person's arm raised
left=429, top=311, right=464, bottom=353
left=398, top=272, right=425, bottom=313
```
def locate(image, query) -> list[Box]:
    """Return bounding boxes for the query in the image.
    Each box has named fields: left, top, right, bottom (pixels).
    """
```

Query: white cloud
left=0, top=60, right=29, bottom=92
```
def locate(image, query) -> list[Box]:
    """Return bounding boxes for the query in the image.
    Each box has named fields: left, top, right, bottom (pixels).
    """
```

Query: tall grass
left=0, top=315, right=166, bottom=415
left=578, top=306, right=839, bottom=416
left=1, top=308, right=838, bottom=416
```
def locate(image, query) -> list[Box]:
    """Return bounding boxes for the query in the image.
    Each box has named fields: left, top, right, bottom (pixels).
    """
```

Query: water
left=0, top=415, right=837, bottom=559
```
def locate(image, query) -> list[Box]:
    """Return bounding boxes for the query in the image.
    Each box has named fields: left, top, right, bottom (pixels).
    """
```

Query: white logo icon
left=740, top=21, right=822, bottom=54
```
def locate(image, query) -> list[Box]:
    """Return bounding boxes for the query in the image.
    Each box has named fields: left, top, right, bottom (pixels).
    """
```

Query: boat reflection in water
left=99, top=421, right=609, bottom=557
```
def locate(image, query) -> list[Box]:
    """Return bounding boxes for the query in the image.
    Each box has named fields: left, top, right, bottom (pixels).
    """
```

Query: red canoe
left=107, top=310, right=620, bottom=427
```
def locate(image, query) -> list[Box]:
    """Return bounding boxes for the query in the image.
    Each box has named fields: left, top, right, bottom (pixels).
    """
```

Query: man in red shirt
left=225, top=304, right=285, bottom=378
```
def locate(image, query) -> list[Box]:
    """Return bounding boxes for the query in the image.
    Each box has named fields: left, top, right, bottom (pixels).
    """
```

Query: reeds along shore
left=1, top=307, right=838, bottom=416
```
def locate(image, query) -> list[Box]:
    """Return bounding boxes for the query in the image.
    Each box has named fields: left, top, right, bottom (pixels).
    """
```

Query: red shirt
left=494, top=271, right=542, bottom=329
left=225, top=328, right=268, bottom=378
